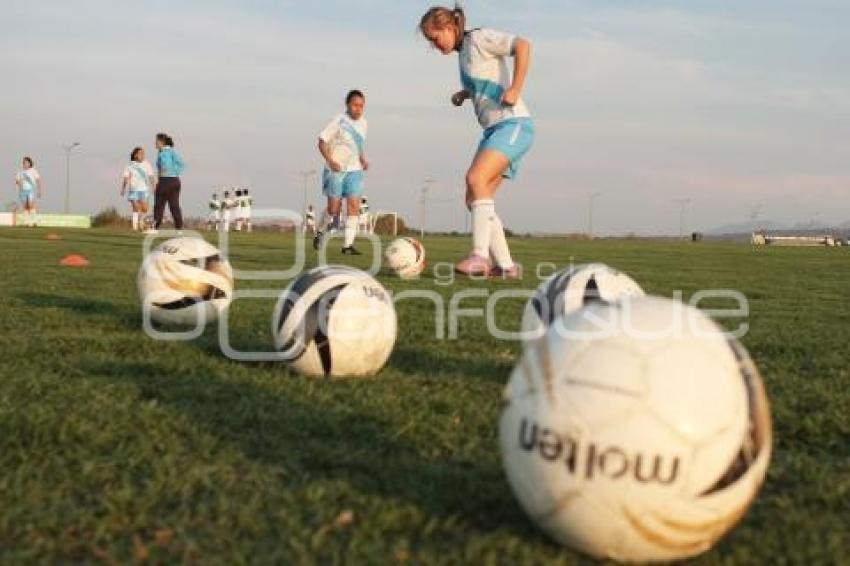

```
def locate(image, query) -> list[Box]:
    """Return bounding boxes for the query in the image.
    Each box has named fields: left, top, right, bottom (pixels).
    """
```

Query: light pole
left=420, top=178, right=436, bottom=239
left=63, top=142, right=81, bottom=214
left=298, top=169, right=317, bottom=218
left=587, top=192, right=603, bottom=239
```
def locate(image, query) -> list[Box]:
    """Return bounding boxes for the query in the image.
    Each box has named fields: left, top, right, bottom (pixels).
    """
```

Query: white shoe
left=143, top=229, right=159, bottom=235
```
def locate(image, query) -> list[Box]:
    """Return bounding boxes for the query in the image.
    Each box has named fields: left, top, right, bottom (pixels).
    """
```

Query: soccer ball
left=521, top=263, right=645, bottom=342
left=273, top=265, right=397, bottom=377
left=138, top=237, right=234, bottom=325
left=384, top=237, right=425, bottom=279
left=500, top=296, right=772, bottom=562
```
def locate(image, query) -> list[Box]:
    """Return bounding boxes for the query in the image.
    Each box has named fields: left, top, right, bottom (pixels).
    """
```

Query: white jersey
left=16, top=168, right=41, bottom=192
left=319, top=113, right=367, bottom=172
left=459, top=28, right=531, bottom=129
left=123, top=161, right=155, bottom=192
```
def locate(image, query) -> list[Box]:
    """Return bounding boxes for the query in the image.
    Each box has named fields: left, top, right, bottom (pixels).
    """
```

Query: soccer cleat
left=455, top=253, right=492, bottom=277
left=143, top=229, right=159, bottom=235
left=490, top=264, right=523, bottom=280
left=313, top=231, right=324, bottom=251
left=341, top=246, right=362, bottom=256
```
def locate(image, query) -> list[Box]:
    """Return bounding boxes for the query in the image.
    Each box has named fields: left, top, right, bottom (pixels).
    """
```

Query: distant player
left=359, top=196, right=371, bottom=234
left=221, top=190, right=234, bottom=232
left=120, top=147, right=155, bottom=231
left=234, top=189, right=244, bottom=231
left=313, top=89, right=370, bottom=255
left=420, top=6, right=534, bottom=278
left=208, top=191, right=222, bottom=231
left=243, top=187, right=253, bottom=232
left=304, top=204, right=316, bottom=235
left=14, top=157, right=43, bottom=227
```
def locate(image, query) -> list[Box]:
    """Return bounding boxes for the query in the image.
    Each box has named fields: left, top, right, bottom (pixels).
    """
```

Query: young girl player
left=120, top=147, right=155, bottom=231
left=313, top=90, right=369, bottom=255
left=420, top=5, right=534, bottom=278
left=15, top=157, right=43, bottom=227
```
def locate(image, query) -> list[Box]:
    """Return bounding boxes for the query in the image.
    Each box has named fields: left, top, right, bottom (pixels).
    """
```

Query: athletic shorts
left=19, top=190, right=34, bottom=205
left=128, top=190, right=149, bottom=202
left=322, top=168, right=364, bottom=199
left=477, top=118, right=535, bottom=179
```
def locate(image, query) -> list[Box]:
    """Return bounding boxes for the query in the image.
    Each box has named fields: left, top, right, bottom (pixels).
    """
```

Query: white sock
left=30, top=210, right=37, bottom=226
left=132, top=212, right=139, bottom=230
left=318, top=211, right=332, bottom=233
left=345, top=216, right=359, bottom=248
left=470, top=199, right=495, bottom=257
left=489, top=213, right=515, bottom=269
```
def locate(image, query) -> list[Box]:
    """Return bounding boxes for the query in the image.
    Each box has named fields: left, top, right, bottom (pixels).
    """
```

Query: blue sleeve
left=173, top=151, right=185, bottom=176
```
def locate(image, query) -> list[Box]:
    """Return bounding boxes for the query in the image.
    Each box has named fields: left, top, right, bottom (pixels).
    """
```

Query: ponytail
left=156, top=132, right=175, bottom=148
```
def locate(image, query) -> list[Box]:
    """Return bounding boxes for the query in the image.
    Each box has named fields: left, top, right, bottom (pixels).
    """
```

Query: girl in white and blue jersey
left=120, top=147, right=155, bottom=231
left=421, top=5, right=534, bottom=279
left=313, top=89, right=370, bottom=256
left=14, top=157, right=43, bottom=227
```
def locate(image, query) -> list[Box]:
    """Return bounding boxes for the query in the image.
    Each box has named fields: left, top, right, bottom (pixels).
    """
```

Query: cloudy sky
left=2, top=0, right=848, bottom=234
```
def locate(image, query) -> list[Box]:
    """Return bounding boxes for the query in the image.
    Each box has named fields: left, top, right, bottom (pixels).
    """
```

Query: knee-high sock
left=470, top=199, right=495, bottom=257
left=132, top=212, right=139, bottom=230
left=345, top=215, right=359, bottom=248
left=317, top=210, right=332, bottom=232
left=489, top=213, right=515, bottom=269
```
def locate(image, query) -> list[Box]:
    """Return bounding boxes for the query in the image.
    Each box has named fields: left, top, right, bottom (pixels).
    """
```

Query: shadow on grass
left=81, top=359, right=537, bottom=540
left=18, top=292, right=140, bottom=330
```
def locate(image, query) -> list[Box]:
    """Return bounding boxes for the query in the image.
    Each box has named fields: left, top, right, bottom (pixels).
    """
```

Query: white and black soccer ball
left=138, top=237, right=234, bottom=325
left=521, top=263, right=645, bottom=342
left=500, top=296, right=772, bottom=562
left=384, top=237, right=426, bottom=279
left=273, top=265, right=397, bottom=377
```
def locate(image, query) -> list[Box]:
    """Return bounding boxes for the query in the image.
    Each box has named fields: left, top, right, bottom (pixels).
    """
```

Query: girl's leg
left=167, top=180, right=184, bottom=230
left=26, top=199, right=36, bottom=226
left=343, top=196, right=361, bottom=250
left=153, top=182, right=167, bottom=229
left=457, top=150, right=510, bottom=274
left=318, top=198, right=341, bottom=233
left=131, top=201, right=140, bottom=231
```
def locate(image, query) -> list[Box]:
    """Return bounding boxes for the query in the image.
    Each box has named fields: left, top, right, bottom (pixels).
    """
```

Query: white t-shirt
left=459, top=28, right=532, bottom=129
left=16, top=168, right=41, bottom=192
left=123, top=161, right=155, bottom=192
left=319, top=113, right=368, bottom=172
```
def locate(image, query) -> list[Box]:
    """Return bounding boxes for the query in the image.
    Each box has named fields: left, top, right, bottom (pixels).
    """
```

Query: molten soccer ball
left=500, top=296, right=772, bottom=562
left=384, top=237, right=425, bottom=279
left=273, top=265, right=397, bottom=377
left=138, top=237, right=233, bottom=325
left=521, top=263, right=645, bottom=342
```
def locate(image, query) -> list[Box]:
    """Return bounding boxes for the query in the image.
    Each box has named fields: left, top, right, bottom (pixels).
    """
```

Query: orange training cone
left=60, top=254, right=90, bottom=267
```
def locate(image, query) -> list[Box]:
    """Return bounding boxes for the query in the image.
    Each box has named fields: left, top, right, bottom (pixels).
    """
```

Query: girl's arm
left=359, top=153, right=369, bottom=171
left=37, top=178, right=44, bottom=198
left=121, top=174, right=128, bottom=196
left=14, top=176, right=21, bottom=191
left=318, top=139, right=341, bottom=172
left=502, top=37, right=531, bottom=106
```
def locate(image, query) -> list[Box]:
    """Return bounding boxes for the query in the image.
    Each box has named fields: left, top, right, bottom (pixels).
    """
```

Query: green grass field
left=0, top=227, right=847, bottom=564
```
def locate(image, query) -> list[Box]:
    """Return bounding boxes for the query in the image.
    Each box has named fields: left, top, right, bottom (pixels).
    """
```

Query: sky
left=2, top=0, right=848, bottom=235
